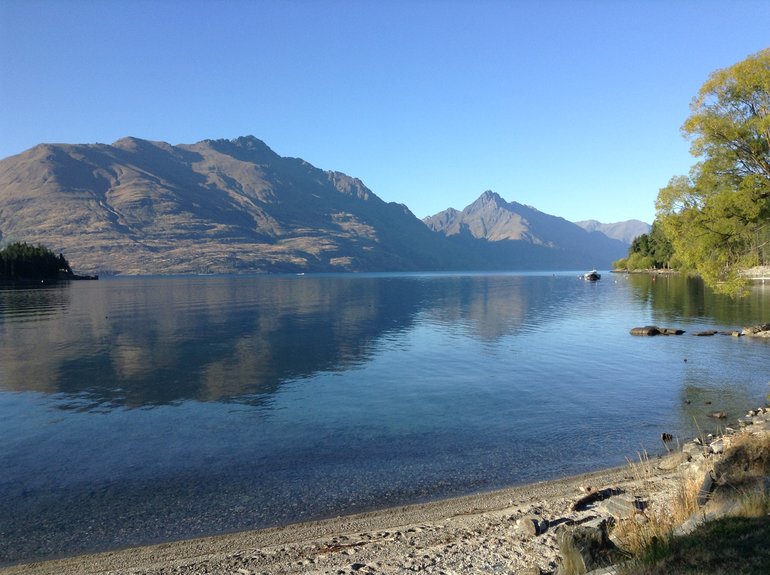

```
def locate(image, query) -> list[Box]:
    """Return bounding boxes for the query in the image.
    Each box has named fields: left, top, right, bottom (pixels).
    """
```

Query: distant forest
left=0, top=242, right=74, bottom=281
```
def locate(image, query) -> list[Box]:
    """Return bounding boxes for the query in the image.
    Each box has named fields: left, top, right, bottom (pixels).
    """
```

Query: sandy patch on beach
left=0, top=459, right=681, bottom=575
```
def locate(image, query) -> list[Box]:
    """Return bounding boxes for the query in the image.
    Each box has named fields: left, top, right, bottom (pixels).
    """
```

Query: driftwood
left=571, top=487, right=623, bottom=512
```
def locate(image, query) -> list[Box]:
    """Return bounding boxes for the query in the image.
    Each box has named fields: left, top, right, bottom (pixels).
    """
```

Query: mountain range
left=574, top=219, right=650, bottom=244
left=0, top=136, right=642, bottom=275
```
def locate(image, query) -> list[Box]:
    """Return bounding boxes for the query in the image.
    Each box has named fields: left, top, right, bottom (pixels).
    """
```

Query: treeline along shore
left=0, top=242, right=97, bottom=283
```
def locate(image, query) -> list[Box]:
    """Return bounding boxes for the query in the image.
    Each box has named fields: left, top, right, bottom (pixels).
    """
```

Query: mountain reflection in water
left=1, top=274, right=586, bottom=409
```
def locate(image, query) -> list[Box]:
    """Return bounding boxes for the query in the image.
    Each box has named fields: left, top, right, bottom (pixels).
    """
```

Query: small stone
left=709, top=439, right=725, bottom=454
left=710, top=411, right=727, bottom=419
left=517, top=514, right=541, bottom=537
left=634, top=513, right=649, bottom=525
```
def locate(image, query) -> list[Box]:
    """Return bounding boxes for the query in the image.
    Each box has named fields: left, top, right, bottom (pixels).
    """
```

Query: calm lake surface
left=1, top=272, right=769, bottom=563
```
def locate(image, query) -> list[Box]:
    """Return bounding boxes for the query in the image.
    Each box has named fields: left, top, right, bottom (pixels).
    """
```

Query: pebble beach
left=0, top=461, right=682, bottom=575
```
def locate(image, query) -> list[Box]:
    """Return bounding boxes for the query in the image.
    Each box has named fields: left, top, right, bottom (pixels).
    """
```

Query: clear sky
left=1, top=1, right=768, bottom=224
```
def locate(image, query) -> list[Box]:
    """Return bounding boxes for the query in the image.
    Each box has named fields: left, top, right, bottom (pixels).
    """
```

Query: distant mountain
left=0, top=137, right=629, bottom=274
left=0, top=136, right=467, bottom=274
left=574, top=219, right=650, bottom=244
left=424, top=191, right=629, bottom=269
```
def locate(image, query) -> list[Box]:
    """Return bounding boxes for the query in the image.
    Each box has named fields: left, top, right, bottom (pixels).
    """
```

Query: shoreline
left=0, top=460, right=682, bottom=575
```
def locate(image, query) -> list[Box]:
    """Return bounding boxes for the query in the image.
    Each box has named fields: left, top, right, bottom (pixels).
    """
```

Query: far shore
left=612, top=264, right=770, bottom=281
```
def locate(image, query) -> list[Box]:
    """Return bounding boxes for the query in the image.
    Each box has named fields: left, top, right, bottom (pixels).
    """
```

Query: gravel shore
left=0, top=460, right=680, bottom=575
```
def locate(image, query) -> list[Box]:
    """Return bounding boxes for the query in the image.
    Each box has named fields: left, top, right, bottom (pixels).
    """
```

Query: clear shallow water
left=0, top=272, right=768, bottom=563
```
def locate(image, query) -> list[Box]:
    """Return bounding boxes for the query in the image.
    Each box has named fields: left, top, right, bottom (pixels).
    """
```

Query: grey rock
left=658, top=451, right=690, bottom=470
left=743, top=324, right=770, bottom=337
left=674, top=511, right=712, bottom=536
left=582, top=517, right=610, bottom=530
left=630, top=326, right=660, bottom=336
left=709, top=439, right=725, bottom=454
left=696, top=472, right=715, bottom=506
left=659, top=327, right=685, bottom=335
left=555, top=523, right=623, bottom=575
left=599, top=495, right=643, bottom=519
left=585, top=567, right=622, bottom=575
left=517, top=514, right=541, bottom=537
left=682, top=442, right=706, bottom=459
left=674, top=497, right=741, bottom=536
left=634, top=513, right=649, bottom=525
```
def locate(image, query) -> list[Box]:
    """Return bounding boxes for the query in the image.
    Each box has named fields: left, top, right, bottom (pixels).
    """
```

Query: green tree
left=647, top=221, right=675, bottom=266
left=656, top=48, right=770, bottom=296
left=0, top=242, right=73, bottom=280
left=614, top=221, right=674, bottom=270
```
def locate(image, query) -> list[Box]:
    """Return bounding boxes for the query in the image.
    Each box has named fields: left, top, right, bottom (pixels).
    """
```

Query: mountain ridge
left=424, top=190, right=631, bottom=269
left=574, top=218, right=650, bottom=244
left=0, top=136, right=636, bottom=274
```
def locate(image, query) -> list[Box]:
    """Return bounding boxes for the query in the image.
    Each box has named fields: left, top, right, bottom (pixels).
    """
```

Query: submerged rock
left=630, top=326, right=661, bottom=336
left=629, top=325, right=685, bottom=336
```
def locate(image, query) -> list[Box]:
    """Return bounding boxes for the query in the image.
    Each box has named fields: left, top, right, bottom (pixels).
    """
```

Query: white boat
left=582, top=270, right=601, bottom=281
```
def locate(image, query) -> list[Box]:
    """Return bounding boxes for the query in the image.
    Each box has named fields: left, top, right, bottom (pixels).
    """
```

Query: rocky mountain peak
left=198, top=136, right=280, bottom=164
left=467, top=190, right=507, bottom=212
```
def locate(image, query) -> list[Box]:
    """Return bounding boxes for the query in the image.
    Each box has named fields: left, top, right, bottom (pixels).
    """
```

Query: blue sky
left=1, top=1, right=768, bottom=224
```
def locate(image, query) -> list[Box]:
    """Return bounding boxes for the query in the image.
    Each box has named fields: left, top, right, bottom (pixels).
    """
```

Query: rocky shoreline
left=1, top=406, right=766, bottom=575
left=630, top=323, right=770, bottom=338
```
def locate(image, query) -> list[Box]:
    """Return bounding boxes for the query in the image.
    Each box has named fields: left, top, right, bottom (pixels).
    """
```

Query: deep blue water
left=0, top=272, right=768, bottom=563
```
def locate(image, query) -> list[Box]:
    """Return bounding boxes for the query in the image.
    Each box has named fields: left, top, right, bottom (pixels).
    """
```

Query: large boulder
left=629, top=326, right=685, bottom=336
left=630, top=326, right=660, bottom=336
left=742, top=323, right=770, bottom=337
left=555, top=522, right=625, bottom=575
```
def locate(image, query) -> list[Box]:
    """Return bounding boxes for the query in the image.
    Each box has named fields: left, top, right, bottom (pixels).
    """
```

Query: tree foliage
left=655, top=48, right=770, bottom=296
left=614, top=221, right=674, bottom=271
left=0, top=242, right=73, bottom=280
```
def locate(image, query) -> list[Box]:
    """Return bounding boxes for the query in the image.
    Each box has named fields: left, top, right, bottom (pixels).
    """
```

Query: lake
left=1, top=272, right=768, bottom=564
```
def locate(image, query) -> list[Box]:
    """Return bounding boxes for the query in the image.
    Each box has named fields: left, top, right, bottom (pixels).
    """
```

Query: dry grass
left=713, top=431, right=770, bottom=485
left=733, top=488, right=770, bottom=517
left=612, top=452, right=700, bottom=557
left=618, top=430, right=770, bottom=575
